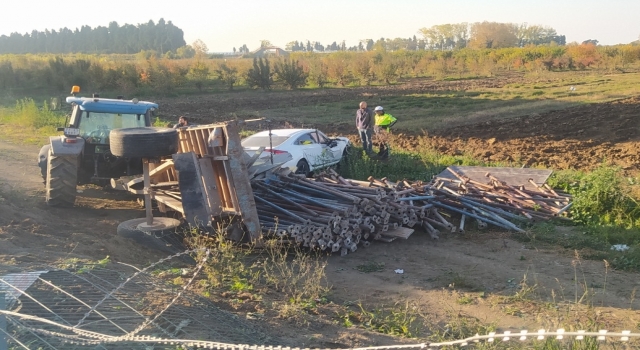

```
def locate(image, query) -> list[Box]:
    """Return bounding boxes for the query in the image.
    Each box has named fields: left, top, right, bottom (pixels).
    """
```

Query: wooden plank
left=154, top=194, right=184, bottom=214
left=224, top=121, right=261, bottom=241
left=198, top=158, right=223, bottom=216
left=437, top=166, right=553, bottom=190
left=222, top=160, right=241, bottom=212
left=148, top=160, right=175, bottom=180
left=173, top=152, right=211, bottom=228
left=195, top=129, right=207, bottom=156
left=212, top=146, right=233, bottom=209
left=380, top=227, right=414, bottom=239
left=150, top=181, right=179, bottom=188
left=374, top=236, right=396, bottom=243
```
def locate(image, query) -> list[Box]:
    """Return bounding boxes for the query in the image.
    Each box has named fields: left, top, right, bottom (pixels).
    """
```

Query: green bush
left=274, top=59, right=308, bottom=90
left=548, top=166, right=640, bottom=228
left=246, top=57, right=273, bottom=90
left=0, top=98, right=65, bottom=129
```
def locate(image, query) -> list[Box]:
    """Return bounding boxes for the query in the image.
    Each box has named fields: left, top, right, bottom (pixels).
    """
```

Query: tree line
left=251, top=22, right=566, bottom=54
left=1, top=43, right=639, bottom=97
left=2, top=20, right=569, bottom=57
left=0, top=19, right=186, bottom=55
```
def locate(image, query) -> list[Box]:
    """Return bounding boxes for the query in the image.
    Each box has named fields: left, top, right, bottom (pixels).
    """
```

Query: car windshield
left=79, top=112, right=146, bottom=138
left=242, top=135, right=290, bottom=148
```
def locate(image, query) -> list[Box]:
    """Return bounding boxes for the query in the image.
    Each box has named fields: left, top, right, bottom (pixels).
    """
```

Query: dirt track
left=0, top=141, right=168, bottom=268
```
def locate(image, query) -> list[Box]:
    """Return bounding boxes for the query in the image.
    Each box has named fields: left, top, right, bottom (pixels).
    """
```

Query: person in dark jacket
left=355, top=101, right=373, bottom=153
left=173, top=116, right=191, bottom=129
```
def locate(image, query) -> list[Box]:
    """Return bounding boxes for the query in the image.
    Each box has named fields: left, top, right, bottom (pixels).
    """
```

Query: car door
left=310, top=130, right=337, bottom=167
left=294, top=133, right=324, bottom=168
left=320, top=131, right=344, bottom=161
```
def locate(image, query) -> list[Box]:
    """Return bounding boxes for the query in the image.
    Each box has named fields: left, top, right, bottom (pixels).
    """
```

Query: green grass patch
left=521, top=223, right=640, bottom=271
left=0, top=98, right=66, bottom=144
left=342, top=302, right=422, bottom=338
left=338, top=142, right=498, bottom=182
left=548, top=166, right=640, bottom=228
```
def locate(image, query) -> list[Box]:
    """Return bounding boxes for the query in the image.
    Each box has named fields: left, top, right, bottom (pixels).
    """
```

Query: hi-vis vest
left=375, top=113, right=396, bottom=127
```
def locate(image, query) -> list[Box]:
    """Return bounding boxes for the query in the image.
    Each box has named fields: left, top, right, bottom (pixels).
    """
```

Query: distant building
left=251, top=46, right=290, bottom=57
left=210, top=52, right=239, bottom=56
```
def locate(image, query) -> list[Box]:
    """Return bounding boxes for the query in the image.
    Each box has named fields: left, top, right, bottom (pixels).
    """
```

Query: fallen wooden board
left=437, top=166, right=553, bottom=190
left=380, top=227, right=414, bottom=239
left=374, top=236, right=397, bottom=243
left=154, top=193, right=184, bottom=214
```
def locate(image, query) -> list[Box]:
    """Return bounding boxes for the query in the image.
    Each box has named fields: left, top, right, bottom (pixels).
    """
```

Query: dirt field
left=156, top=76, right=640, bottom=174
left=426, top=96, right=640, bottom=172
left=2, top=79, right=640, bottom=346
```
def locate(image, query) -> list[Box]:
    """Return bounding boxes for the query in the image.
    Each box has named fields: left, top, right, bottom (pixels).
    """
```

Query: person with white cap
left=373, top=106, right=397, bottom=159
left=373, top=106, right=397, bottom=133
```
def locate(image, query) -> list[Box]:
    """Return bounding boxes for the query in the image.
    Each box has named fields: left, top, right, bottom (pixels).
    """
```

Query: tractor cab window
left=78, top=112, right=146, bottom=144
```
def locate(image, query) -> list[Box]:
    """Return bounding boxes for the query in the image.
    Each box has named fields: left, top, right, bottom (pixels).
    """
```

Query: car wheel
left=295, top=159, right=311, bottom=177
left=341, top=144, right=351, bottom=162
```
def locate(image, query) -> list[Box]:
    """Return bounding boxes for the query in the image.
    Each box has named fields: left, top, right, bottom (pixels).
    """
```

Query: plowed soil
left=426, top=96, right=640, bottom=172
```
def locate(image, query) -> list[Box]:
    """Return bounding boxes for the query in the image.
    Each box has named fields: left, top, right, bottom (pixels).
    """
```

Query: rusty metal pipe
left=254, top=195, right=308, bottom=224
left=254, top=182, right=320, bottom=217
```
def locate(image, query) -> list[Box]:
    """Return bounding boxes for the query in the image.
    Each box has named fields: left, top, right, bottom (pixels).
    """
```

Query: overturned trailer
left=114, top=121, right=271, bottom=243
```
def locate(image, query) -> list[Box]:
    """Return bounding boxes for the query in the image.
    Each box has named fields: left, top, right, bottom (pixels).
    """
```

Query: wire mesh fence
left=2, top=249, right=639, bottom=349
left=0, top=249, right=274, bottom=349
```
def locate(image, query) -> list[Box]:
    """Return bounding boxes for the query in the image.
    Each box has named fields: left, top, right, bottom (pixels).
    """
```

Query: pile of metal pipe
left=251, top=169, right=448, bottom=255
left=250, top=167, right=572, bottom=254
left=430, top=168, right=572, bottom=233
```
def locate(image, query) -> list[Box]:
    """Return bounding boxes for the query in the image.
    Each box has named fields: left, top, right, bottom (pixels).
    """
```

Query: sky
left=1, top=0, right=639, bottom=52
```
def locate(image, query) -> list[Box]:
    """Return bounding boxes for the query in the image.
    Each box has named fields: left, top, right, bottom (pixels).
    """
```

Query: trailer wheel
left=117, top=217, right=183, bottom=254
left=110, top=127, right=179, bottom=158
left=45, top=149, right=78, bottom=207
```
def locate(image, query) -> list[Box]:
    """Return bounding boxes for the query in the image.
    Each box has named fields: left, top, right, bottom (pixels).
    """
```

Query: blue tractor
left=38, top=86, right=161, bottom=207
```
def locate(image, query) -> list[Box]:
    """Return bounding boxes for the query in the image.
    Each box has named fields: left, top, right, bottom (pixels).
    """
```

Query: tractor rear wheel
left=45, top=149, right=78, bottom=207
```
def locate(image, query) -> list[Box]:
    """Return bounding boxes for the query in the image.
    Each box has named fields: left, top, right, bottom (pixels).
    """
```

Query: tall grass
left=0, top=98, right=66, bottom=144
left=339, top=143, right=490, bottom=182
left=188, top=228, right=329, bottom=305
left=549, top=166, right=640, bottom=228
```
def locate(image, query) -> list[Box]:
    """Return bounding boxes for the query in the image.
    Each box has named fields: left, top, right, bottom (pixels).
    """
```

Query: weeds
left=0, top=98, right=66, bottom=144
left=427, top=311, right=497, bottom=346
left=440, top=271, right=479, bottom=291
left=186, top=227, right=328, bottom=314
left=339, top=139, right=489, bottom=182
left=341, top=302, right=421, bottom=338
left=356, top=261, right=385, bottom=273
left=549, top=165, right=640, bottom=228
left=255, top=239, right=329, bottom=304
left=57, top=255, right=110, bottom=273
left=456, top=294, right=475, bottom=305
